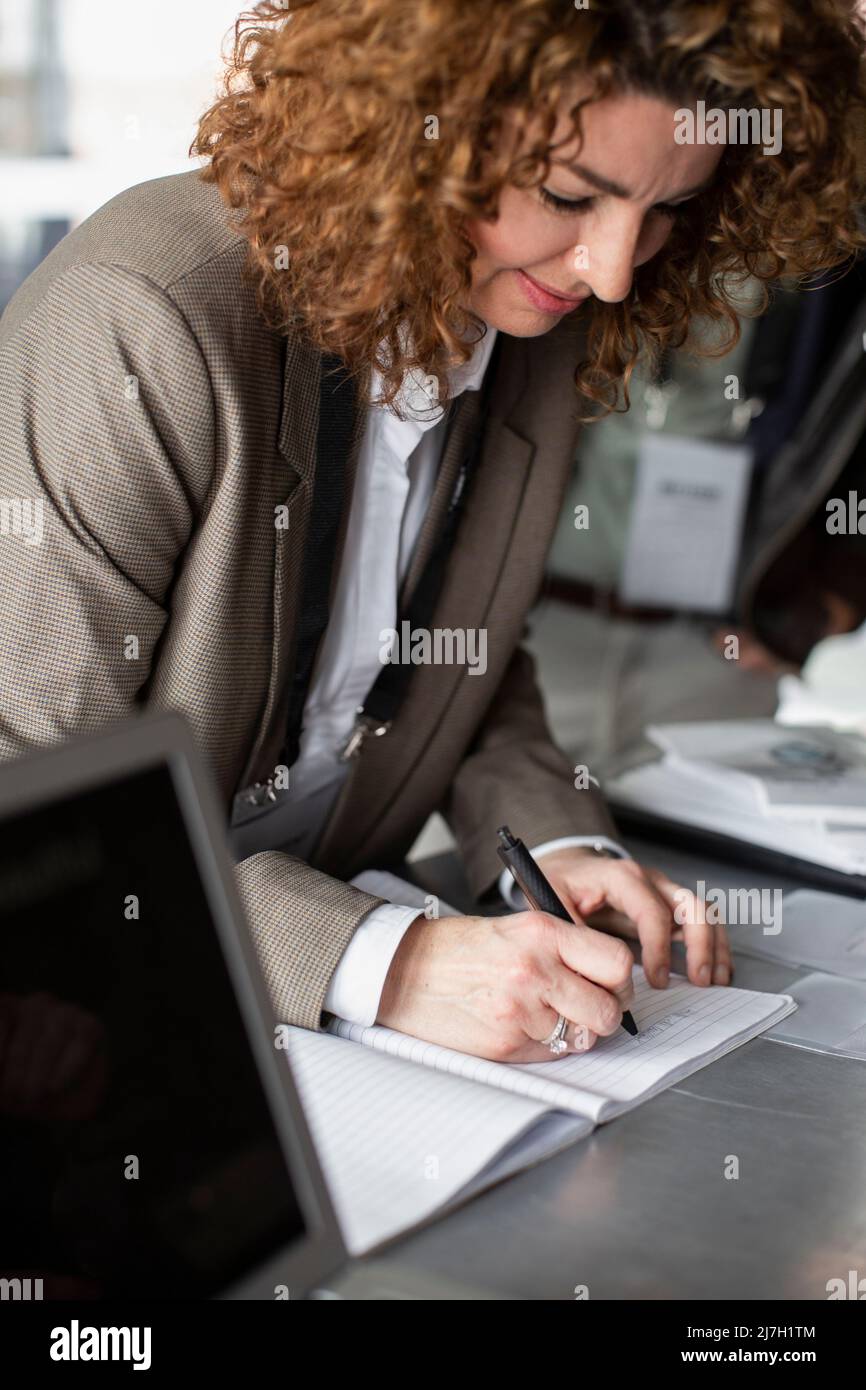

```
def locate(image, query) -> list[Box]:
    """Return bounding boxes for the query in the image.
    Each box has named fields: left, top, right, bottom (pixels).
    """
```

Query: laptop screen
left=0, top=760, right=307, bottom=1299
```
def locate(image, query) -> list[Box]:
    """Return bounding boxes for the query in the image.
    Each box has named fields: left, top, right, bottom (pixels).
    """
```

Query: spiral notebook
left=281, top=872, right=796, bottom=1254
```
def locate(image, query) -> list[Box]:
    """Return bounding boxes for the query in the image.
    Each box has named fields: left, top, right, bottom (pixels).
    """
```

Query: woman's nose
left=575, top=218, right=643, bottom=304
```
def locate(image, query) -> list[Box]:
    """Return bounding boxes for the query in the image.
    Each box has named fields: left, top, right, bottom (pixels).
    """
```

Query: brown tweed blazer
left=0, top=169, right=620, bottom=1029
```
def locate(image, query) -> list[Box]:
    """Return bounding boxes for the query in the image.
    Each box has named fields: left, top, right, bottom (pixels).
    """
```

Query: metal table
left=372, top=840, right=866, bottom=1299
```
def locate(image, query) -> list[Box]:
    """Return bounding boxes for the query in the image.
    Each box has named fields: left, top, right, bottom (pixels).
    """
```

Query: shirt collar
left=370, top=323, right=498, bottom=436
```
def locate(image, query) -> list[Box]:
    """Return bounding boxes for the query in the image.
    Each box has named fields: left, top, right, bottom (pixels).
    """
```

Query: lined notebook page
left=329, top=969, right=796, bottom=1124
left=283, top=1026, right=592, bottom=1255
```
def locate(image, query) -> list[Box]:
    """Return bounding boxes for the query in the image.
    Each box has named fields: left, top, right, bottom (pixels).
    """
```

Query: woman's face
left=465, top=83, right=724, bottom=335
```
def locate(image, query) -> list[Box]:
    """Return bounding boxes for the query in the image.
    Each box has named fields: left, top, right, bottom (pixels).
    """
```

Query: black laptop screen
left=0, top=761, right=306, bottom=1298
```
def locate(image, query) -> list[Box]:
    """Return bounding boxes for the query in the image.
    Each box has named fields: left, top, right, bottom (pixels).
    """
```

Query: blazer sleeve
left=439, top=634, right=621, bottom=901
left=0, top=261, right=386, bottom=1031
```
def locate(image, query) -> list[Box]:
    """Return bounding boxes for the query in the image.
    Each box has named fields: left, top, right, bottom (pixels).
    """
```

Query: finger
left=712, top=922, right=734, bottom=985
left=518, top=991, right=603, bottom=1054
left=506, top=997, right=565, bottom=1063
left=544, top=962, right=628, bottom=1039
left=642, top=869, right=685, bottom=943
left=648, top=871, right=716, bottom=986
left=583, top=904, right=636, bottom=937
left=511, top=970, right=606, bottom=1062
left=549, top=916, right=635, bottom=1000
left=518, top=1010, right=600, bottom=1064
left=647, top=872, right=734, bottom=986
left=591, top=865, right=674, bottom=989
left=566, top=1023, right=598, bottom=1053
left=520, top=997, right=566, bottom=1050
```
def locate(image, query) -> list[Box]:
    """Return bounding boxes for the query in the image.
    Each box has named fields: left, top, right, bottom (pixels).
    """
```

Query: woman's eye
left=539, top=188, right=593, bottom=215
left=539, top=186, right=693, bottom=221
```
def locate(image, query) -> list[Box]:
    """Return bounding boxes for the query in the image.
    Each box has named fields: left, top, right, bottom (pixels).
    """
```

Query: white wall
left=2, top=0, right=245, bottom=225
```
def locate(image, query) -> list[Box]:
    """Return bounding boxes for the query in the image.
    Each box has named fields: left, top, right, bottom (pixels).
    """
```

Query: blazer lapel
left=312, top=336, right=536, bottom=872
left=236, top=336, right=370, bottom=790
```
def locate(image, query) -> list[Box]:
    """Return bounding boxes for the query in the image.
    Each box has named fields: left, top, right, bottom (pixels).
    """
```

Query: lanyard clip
left=231, top=777, right=282, bottom=828
left=339, top=710, right=392, bottom=762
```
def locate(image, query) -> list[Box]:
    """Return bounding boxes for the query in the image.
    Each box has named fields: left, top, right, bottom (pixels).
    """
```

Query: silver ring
left=541, top=1013, right=570, bottom=1055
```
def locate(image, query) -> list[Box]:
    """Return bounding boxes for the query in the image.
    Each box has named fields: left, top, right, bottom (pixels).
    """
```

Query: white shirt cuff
left=322, top=902, right=423, bottom=1025
left=497, top=835, right=631, bottom=910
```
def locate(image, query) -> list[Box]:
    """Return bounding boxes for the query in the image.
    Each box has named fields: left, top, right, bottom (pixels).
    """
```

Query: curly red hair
left=192, top=0, right=866, bottom=419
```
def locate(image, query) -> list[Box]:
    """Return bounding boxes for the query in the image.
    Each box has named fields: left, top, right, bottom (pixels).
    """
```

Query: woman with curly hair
left=1, top=0, right=864, bottom=1061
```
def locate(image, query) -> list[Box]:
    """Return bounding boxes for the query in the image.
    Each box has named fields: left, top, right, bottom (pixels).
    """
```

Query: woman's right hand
left=376, top=910, right=635, bottom=1062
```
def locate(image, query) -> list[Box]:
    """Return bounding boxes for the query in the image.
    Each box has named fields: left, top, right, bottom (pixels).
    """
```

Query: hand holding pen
left=376, top=840, right=638, bottom=1063
left=497, top=825, right=638, bottom=1053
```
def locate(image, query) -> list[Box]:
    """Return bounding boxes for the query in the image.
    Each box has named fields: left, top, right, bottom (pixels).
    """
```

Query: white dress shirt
left=229, top=327, right=627, bottom=1026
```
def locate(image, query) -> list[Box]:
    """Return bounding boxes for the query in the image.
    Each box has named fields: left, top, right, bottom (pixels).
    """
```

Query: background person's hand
left=710, top=624, right=799, bottom=676
left=376, top=908, right=635, bottom=1062
left=534, top=846, right=733, bottom=990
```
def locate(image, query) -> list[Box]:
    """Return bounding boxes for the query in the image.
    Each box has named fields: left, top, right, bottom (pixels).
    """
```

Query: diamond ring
left=541, top=1013, right=570, bottom=1055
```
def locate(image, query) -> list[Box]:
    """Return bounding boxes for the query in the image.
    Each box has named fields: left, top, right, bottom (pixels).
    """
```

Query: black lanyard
left=281, top=354, right=356, bottom=772
left=281, top=335, right=501, bottom=769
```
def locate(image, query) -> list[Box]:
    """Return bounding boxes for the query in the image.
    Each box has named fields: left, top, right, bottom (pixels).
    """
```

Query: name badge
left=619, top=433, right=753, bottom=613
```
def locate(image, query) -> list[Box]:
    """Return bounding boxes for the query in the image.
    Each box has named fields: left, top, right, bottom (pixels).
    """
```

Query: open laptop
left=0, top=711, right=494, bottom=1300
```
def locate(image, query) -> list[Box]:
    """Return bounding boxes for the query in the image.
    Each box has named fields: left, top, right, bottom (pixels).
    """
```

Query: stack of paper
left=605, top=719, right=866, bottom=875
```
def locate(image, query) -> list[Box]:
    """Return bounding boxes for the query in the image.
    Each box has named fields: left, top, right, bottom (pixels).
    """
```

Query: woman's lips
left=515, top=269, right=589, bottom=314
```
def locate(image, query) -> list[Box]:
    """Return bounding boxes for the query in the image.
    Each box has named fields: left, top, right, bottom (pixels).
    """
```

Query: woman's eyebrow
left=564, top=161, right=716, bottom=201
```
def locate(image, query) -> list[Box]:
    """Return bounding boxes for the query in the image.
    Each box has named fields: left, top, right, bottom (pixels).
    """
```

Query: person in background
left=536, top=258, right=866, bottom=779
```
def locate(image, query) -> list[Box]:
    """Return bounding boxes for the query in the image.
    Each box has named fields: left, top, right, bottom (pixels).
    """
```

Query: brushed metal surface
left=384, top=841, right=866, bottom=1299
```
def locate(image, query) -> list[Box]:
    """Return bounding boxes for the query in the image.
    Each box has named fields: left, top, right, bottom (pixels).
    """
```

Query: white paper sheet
left=619, top=434, right=752, bottom=613
left=726, top=889, right=866, bottom=980
left=766, top=972, right=866, bottom=1060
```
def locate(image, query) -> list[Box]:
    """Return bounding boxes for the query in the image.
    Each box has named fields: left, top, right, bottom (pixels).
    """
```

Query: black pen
left=496, top=825, right=638, bottom=1037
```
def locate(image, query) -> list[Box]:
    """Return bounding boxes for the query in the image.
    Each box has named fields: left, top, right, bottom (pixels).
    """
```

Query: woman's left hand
left=534, top=846, right=733, bottom=990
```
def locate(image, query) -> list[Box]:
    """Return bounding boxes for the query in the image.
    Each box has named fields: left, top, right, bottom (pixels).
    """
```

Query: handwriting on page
left=632, top=1007, right=696, bottom=1043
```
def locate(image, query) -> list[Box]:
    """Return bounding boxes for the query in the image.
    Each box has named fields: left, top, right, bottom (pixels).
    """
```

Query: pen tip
left=622, top=1011, right=639, bottom=1037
